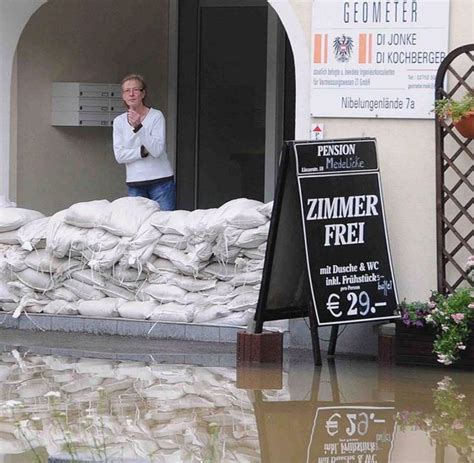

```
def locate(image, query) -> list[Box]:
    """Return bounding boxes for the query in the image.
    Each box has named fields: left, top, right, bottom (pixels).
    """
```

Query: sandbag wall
left=0, top=197, right=274, bottom=327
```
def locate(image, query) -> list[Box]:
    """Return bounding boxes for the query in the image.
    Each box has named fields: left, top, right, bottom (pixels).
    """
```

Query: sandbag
left=150, top=210, right=189, bottom=235
left=208, top=309, right=253, bottom=326
left=0, top=230, right=20, bottom=245
left=258, top=201, right=273, bottom=218
left=45, top=287, right=78, bottom=302
left=227, top=292, right=259, bottom=311
left=149, top=303, right=194, bottom=323
left=62, top=279, right=106, bottom=300
left=101, top=281, right=139, bottom=301
left=144, top=284, right=187, bottom=303
left=77, top=298, right=124, bottom=317
left=71, top=269, right=107, bottom=287
left=101, top=197, right=159, bottom=237
left=0, top=282, right=17, bottom=302
left=14, top=268, right=54, bottom=292
left=25, top=249, right=79, bottom=275
left=193, top=305, right=228, bottom=324
left=202, top=262, right=239, bottom=281
left=117, top=300, right=157, bottom=319
left=152, top=274, right=217, bottom=293
left=230, top=270, right=262, bottom=287
left=17, top=217, right=49, bottom=251
left=46, top=210, right=88, bottom=258
left=157, top=233, right=187, bottom=250
left=63, top=199, right=110, bottom=228
left=2, top=246, right=29, bottom=272
left=0, top=208, right=45, bottom=232
left=235, top=222, right=269, bottom=248
left=43, top=300, right=77, bottom=315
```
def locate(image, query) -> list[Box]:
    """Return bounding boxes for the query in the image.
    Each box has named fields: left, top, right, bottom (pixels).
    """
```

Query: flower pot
left=395, top=321, right=474, bottom=369
left=454, top=112, right=474, bottom=138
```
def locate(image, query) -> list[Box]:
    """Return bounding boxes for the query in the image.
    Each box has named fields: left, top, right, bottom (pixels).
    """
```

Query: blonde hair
left=121, top=74, right=148, bottom=106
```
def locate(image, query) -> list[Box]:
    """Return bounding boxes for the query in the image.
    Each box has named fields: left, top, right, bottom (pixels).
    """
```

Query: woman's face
left=121, top=79, right=145, bottom=109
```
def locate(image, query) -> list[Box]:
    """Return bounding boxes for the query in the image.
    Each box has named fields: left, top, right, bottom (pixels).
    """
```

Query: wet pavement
left=0, top=329, right=472, bottom=462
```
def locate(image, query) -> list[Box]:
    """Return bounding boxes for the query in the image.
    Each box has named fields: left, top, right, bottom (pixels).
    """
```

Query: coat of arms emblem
left=333, top=35, right=354, bottom=62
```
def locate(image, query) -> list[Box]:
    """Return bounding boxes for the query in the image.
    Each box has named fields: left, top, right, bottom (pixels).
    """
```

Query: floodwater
left=0, top=342, right=472, bottom=463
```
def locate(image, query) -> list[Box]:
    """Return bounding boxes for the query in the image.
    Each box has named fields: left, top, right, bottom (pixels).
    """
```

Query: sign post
left=253, top=138, right=399, bottom=365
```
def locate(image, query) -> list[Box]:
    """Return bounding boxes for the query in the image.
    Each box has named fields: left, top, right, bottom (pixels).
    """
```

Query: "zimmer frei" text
left=306, top=195, right=379, bottom=246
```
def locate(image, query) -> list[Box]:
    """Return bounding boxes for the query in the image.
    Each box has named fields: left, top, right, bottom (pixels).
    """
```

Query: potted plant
left=434, top=93, right=474, bottom=138
left=397, top=287, right=473, bottom=366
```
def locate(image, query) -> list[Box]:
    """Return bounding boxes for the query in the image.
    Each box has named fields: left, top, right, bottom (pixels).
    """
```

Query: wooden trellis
left=435, top=44, right=474, bottom=293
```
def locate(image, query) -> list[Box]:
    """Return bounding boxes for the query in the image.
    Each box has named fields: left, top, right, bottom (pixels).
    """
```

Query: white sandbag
left=146, top=257, right=179, bottom=274
left=0, top=196, right=16, bottom=208
left=62, top=279, right=106, bottom=300
left=230, top=270, right=262, bottom=287
left=231, top=285, right=260, bottom=297
left=153, top=246, right=203, bottom=275
left=2, top=246, right=29, bottom=272
left=112, top=265, right=145, bottom=283
left=123, top=218, right=162, bottom=267
left=14, top=268, right=54, bottom=291
left=235, top=222, right=269, bottom=248
left=150, top=210, right=190, bottom=235
left=201, top=281, right=234, bottom=296
left=235, top=257, right=264, bottom=272
left=45, top=287, right=78, bottom=302
left=176, top=292, right=206, bottom=305
left=227, top=292, right=259, bottom=311
left=64, top=199, right=110, bottom=228
left=149, top=302, right=194, bottom=323
left=242, top=244, right=266, bottom=259
left=101, top=281, right=139, bottom=301
left=187, top=241, right=214, bottom=262
left=25, top=249, right=79, bottom=275
left=257, top=201, right=273, bottom=218
left=71, top=269, right=107, bottom=287
left=0, top=230, right=20, bottom=245
left=212, top=244, right=241, bottom=263
left=157, top=233, right=187, bottom=249
left=101, top=197, right=160, bottom=237
left=208, top=309, right=254, bottom=326
left=17, top=217, right=49, bottom=251
left=0, top=208, right=45, bottom=232
left=0, top=302, right=17, bottom=312
left=193, top=305, right=228, bottom=324
left=144, top=284, right=187, bottom=303
left=202, top=262, right=239, bottom=281
left=43, top=300, right=77, bottom=315
left=6, top=281, right=34, bottom=298
left=183, top=208, right=218, bottom=242
left=0, top=282, right=17, bottom=302
left=157, top=274, right=217, bottom=293
left=117, top=300, right=157, bottom=319
left=77, top=298, right=124, bottom=317
left=46, top=210, right=88, bottom=258
left=83, top=242, right=127, bottom=271
left=207, top=198, right=267, bottom=233
left=84, top=228, right=121, bottom=251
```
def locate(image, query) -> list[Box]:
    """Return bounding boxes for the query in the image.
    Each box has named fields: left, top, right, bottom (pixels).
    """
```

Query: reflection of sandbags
left=61, top=376, right=103, bottom=393
left=117, top=300, right=158, bottom=319
left=62, top=279, right=106, bottom=300
left=149, top=303, right=194, bottom=323
left=0, top=207, right=45, bottom=232
left=77, top=298, right=124, bottom=317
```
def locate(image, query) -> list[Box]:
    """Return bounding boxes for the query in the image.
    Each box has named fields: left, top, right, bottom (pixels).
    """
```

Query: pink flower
left=451, top=313, right=465, bottom=323
left=468, top=303, right=474, bottom=310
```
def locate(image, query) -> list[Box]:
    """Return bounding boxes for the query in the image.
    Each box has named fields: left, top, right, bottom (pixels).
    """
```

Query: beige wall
left=14, top=0, right=169, bottom=216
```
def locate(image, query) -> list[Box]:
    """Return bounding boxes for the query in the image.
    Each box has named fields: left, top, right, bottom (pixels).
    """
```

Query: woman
left=113, top=74, right=176, bottom=210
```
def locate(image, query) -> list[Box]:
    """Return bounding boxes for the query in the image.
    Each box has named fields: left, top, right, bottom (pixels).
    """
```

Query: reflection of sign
left=311, top=0, right=450, bottom=118
left=308, top=406, right=396, bottom=463
left=295, top=139, right=398, bottom=326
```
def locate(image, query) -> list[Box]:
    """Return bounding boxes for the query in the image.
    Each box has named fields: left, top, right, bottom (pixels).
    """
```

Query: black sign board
left=254, top=138, right=398, bottom=334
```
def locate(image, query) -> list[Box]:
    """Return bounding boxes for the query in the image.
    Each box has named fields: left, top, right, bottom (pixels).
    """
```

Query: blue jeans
left=127, top=179, right=176, bottom=211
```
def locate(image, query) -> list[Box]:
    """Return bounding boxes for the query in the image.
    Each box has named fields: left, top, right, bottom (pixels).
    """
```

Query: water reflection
left=0, top=350, right=472, bottom=462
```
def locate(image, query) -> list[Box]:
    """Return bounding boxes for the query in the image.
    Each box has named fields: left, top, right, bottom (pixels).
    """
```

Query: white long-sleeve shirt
left=113, top=108, right=174, bottom=183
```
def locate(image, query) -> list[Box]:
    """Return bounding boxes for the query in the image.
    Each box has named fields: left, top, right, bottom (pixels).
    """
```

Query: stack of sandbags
left=0, top=197, right=277, bottom=328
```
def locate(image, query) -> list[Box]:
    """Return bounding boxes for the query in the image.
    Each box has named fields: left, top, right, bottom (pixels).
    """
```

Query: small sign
left=311, top=123, right=325, bottom=140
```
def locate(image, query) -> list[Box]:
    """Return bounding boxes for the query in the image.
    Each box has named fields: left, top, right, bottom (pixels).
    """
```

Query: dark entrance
left=177, top=0, right=295, bottom=210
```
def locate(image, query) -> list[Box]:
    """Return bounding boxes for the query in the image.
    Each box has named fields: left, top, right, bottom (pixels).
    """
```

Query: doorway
left=177, top=0, right=294, bottom=210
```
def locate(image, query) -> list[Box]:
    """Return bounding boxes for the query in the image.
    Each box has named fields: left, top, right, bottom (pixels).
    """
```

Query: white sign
left=310, top=0, right=450, bottom=119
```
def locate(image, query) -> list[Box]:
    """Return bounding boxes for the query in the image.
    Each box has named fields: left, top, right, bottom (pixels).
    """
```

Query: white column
left=0, top=0, right=46, bottom=200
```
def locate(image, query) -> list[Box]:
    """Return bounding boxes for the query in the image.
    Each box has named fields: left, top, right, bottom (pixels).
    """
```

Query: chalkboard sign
left=254, top=138, right=398, bottom=331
